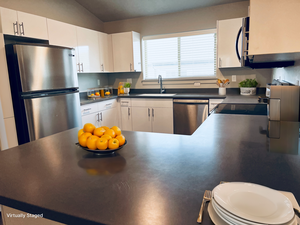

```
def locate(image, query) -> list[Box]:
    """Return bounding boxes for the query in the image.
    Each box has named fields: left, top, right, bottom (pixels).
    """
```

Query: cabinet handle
left=101, top=64, right=104, bottom=71
left=97, top=113, right=100, bottom=122
left=130, top=63, right=132, bottom=71
left=152, top=108, right=154, bottom=117
left=77, top=63, right=80, bottom=72
left=100, top=112, right=103, bottom=121
left=148, top=108, right=150, bottom=117
left=83, top=108, right=91, bottom=111
left=219, top=58, right=222, bottom=67
left=128, top=107, right=130, bottom=116
left=19, top=22, right=25, bottom=35
left=13, top=21, right=18, bottom=35
left=80, top=63, right=83, bottom=72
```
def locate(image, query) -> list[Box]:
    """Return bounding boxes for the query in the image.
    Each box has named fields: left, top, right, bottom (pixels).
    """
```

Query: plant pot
left=240, top=87, right=256, bottom=96
left=124, top=88, right=130, bottom=94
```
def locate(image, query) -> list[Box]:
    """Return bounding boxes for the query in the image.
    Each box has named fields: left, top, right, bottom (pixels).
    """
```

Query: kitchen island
left=0, top=113, right=299, bottom=225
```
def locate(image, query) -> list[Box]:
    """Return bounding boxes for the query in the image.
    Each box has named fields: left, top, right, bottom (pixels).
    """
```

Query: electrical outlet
left=194, top=82, right=201, bottom=86
left=232, top=75, right=236, bottom=82
left=127, top=78, right=132, bottom=83
left=97, top=80, right=100, bottom=85
left=297, top=80, right=300, bottom=86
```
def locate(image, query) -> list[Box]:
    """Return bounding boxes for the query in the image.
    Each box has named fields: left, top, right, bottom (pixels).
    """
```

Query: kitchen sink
left=138, top=94, right=176, bottom=96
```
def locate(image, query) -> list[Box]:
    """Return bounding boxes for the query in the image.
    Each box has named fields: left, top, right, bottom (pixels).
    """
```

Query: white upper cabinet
left=98, top=32, right=114, bottom=72
left=249, top=0, right=300, bottom=56
left=76, top=26, right=101, bottom=73
left=112, top=31, right=141, bottom=72
left=217, top=18, right=243, bottom=68
left=47, top=19, right=77, bottom=48
left=0, top=8, right=48, bottom=40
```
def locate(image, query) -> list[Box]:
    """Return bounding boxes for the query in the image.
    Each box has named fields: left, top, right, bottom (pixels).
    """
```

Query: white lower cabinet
left=82, top=112, right=100, bottom=128
left=132, top=107, right=152, bottom=132
left=120, top=107, right=133, bottom=131
left=80, top=99, right=119, bottom=129
left=131, top=98, right=173, bottom=134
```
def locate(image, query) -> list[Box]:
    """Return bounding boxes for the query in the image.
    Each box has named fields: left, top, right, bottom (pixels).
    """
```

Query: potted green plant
left=124, top=82, right=131, bottom=94
left=239, top=79, right=258, bottom=96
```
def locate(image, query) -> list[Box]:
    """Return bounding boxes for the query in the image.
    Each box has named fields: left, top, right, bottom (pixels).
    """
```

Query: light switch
left=232, top=75, right=236, bottom=82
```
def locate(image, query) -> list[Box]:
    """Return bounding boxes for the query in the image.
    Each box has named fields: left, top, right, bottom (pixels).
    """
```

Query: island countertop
left=0, top=114, right=299, bottom=225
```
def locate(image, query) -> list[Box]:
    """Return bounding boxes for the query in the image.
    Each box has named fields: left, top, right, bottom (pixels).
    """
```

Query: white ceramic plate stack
left=211, top=182, right=295, bottom=225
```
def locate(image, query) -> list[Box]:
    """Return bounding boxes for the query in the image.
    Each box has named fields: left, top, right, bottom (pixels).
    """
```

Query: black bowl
left=76, top=140, right=127, bottom=154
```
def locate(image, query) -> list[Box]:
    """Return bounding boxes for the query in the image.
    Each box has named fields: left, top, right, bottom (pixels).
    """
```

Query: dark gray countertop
left=80, top=95, right=118, bottom=105
left=80, top=93, right=265, bottom=105
left=0, top=114, right=299, bottom=225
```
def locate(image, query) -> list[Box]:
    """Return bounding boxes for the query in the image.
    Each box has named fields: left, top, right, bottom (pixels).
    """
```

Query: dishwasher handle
left=173, top=99, right=208, bottom=104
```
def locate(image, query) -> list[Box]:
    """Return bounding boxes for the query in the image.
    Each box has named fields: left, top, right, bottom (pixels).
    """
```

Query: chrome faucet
left=158, top=75, right=165, bottom=93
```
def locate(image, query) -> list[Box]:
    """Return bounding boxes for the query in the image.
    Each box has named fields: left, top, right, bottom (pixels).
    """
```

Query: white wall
left=0, top=0, right=104, bottom=31
left=104, top=1, right=273, bottom=89
left=272, top=60, right=300, bottom=85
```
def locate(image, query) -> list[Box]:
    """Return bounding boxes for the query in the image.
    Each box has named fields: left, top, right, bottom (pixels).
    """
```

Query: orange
left=111, top=126, right=121, bottom=136
left=78, top=132, right=92, bottom=147
left=104, top=129, right=116, bottom=138
left=101, top=134, right=112, bottom=141
left=116, top=134, right=125, bottom=146
left=105, top=91, right=110, bottom=95
left=78, top=132, right=92, bottom=142
left=83, top=123, right=96, bottom=133
left=93, top=127, right=106, bottom=137
left=86, top=135, right=99, bottom=150
left=95, top=92, right=100, bottom=96
left=78, top=129, right=84, bottom=138
left=108, top=138, right=119, bottom=149
left=96, top=138, right=108, bottom=150
left=100, top=126, right=109, bottom=131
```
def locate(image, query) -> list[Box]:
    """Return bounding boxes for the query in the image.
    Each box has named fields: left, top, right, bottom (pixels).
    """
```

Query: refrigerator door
left=23, top=91, right=81, bottom=142
left=14, top=44, right=78, bottom=92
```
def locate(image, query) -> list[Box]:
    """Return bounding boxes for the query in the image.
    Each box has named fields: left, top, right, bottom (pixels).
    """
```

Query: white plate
left=212, top=182, right=294, bottom=224
left=208, top=201, right=297, bottom=225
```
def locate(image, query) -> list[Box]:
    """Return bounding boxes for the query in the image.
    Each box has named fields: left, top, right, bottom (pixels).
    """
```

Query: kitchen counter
left=0, top=114, right=299, bottom=225
left=80, top=93, right=265, bottom=105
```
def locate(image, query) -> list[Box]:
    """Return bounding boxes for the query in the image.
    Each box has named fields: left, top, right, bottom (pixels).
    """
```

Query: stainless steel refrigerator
left=6, top=44, right=81, bottom=145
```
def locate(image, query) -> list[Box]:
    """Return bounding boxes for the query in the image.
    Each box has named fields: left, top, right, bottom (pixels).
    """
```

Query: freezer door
left=15, top=44, right=78, bottom=92
left=23, top=92, right=81, bottom=141
left=173, top=103, right=208, bottom=135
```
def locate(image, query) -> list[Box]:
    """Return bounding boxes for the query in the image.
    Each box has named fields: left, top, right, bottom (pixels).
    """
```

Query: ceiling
left=75, top=0, right=248, bottom=22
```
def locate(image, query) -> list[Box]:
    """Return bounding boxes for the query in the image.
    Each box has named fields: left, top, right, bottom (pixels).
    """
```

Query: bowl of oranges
left=77, top=123, right=126, bottom=154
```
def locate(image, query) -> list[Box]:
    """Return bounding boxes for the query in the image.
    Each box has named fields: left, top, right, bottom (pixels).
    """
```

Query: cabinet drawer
left=81, top=103, right=98, bottom=116
left=119, top=98, right=131, bottom=107
left=131, top=98, right=173, bottom=108
left=98, top=99, right=117, bottom=111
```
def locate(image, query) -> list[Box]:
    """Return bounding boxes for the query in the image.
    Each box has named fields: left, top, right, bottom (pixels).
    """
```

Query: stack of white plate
left=211, top=182, right=295, bottom=225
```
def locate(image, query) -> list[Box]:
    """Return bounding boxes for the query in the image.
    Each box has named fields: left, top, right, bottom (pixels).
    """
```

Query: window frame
left=142, top=29, right=217, bottom=81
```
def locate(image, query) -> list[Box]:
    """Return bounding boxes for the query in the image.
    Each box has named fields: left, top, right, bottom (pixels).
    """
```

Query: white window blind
left=143, top=29, right=216, bottom=80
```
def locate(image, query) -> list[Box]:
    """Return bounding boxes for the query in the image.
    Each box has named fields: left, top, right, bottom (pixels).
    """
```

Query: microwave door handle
left=236, top=26, right=242, bottom=61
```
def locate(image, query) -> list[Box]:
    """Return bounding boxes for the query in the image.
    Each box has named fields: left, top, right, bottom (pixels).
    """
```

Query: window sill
left=142, top=76, right=217, bottom=85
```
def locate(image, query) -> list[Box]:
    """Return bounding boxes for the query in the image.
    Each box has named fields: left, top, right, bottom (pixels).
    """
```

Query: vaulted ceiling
left=75, top=0, right=248, bottom=22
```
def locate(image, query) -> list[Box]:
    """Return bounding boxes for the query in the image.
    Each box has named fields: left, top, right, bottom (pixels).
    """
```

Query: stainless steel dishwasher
left=173, top=99, right=209, bottom=135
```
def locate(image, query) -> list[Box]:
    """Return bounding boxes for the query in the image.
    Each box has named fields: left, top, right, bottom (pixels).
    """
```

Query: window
left=142, top=29, right=216, bottom=80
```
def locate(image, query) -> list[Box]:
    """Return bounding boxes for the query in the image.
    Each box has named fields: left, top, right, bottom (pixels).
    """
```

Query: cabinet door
left=217, top=18, right=242, bottom=68
left=99, top=32, right=113, bottom=72
left=100, top=108, right=118, bottom=128
left=112, top=32, right=133, bottom=72
left=47, top=19, right=77, bottom=48
left=249, top=0, right=300, bottom=55
left=132, top=107, right=151, bottom=132
left=120, top=107, right=132, bottom=131
left=76, top=27, right=101, bottom=73
left=17, top=11, right=48, bottom=40
left=0, top=7, right=18, bottom=35
left=132, top=31, right=141, bottom=71
left=151, top=107, right=173, bottom=134
left=82, top=112, right=100, bottom=128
